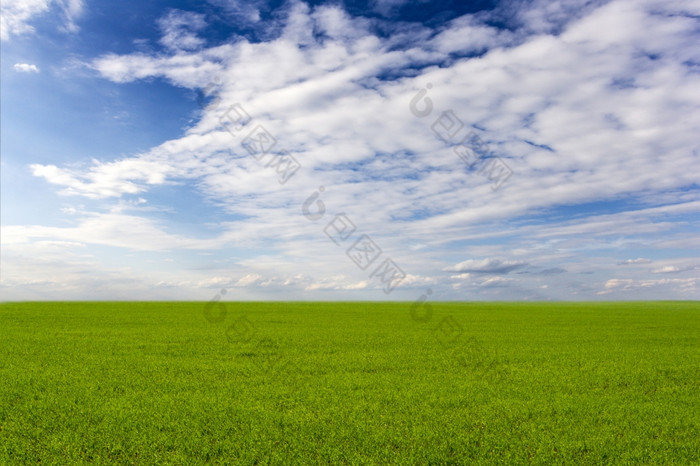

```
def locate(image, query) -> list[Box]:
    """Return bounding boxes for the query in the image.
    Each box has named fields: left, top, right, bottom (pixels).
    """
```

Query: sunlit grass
left=1, top=301, right=698, bottom=464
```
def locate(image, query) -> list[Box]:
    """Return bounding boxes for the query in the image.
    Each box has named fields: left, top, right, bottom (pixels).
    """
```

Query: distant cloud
left=479, top=276, right=513, bottom=287
left=652, top=265, right=698, bottom=274
left=618, top=258, right=652, bottom=265
left=447, top=259, right=528, bottom=274
left=600, top=277, right=699, bottom=295
left=13, top=63, right=39, bottom=73
left=653, top=266, right=681, bottom=273
left=539, top=267, right=566, bottom=275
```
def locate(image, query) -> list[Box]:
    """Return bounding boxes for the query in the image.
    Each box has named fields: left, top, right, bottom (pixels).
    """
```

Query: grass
left=0, top=301, right=698, bottom=464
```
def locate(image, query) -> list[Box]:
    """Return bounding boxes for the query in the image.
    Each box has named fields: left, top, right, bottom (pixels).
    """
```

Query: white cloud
left=60, top=206, right=79, bottom=215
left=652, top=264, right=698, bottom=274
left=618, top=258, right=652, bottom=265
left=11, top=0, right=700, bottom=300
left=57, top=0, right=83, bottom=33
left=479, top=276, right=513, bottom=287
left=2, top=212, right=218, bottom=252
left=447, top=259, right=528, bottom=274
left=158, top=9, right=207, bottom=51
left=234, top=273, right=264, bottom=286
left=13, top=63, right=39, bottom=73
left=0, top=0, right=83, bottom=40
left=652, top=266, right=680, bottom=273
left=207, top=0, right=266, bottom=24
left=91, top=49, right=228, bottom=87
left=500, top=0, right=610, bottom=35
left=304, top=277, right=368, bottom=291
left=599, top=277, right=699, bottom=295
left=30, top=158, right=173, bottom=198
left=370, top=0, right=428, bottom=17
left=1, top=0, right=49, bottom=40
left=429, top=15, right=514, bottom=55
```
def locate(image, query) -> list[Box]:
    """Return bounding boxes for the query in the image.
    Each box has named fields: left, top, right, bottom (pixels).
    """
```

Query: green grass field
left=1, top=301, right=698, bottom=464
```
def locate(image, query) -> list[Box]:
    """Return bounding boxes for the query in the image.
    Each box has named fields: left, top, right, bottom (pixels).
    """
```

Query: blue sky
left=1, top=0, right=699, bottom=301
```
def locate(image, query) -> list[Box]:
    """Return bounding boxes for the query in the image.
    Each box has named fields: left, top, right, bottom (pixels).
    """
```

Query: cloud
left=1, top=0, right=50, bottom=40
left=207, top=0, right=267, bottom=24
left=429, top=14, right=515, bottom=55
left=158, top=9, right=207, bottom=51
left=446, top=259, right=528, bottom=274
left=652, top=266, right=680, bottom=273
left=652, top=265, right=698, bottom=274
left=30, top=159, right=173, bottom=198
left=13, top=63, right=39, bottom=73
left=370, top=0, right=414, bottom=17
left=0, top=0, right=83, bottom=40
left=12, top=0, right=700, bottom=300
left=599, top=277, right=699, bottom=294
left=618, top=258, right=652, bottom=265
left=479, top=276, right=513, bottom=287
left=519, top=202, right=700, bottom=245
left=57, top=0, right=83, bottom=33
left=498, top=0, right=610, bottom=35
left=91, top=49, right=227, bottom=87
left=2, top=211, right=218, bottom=252
left=538, top=267, right=566, bottom=275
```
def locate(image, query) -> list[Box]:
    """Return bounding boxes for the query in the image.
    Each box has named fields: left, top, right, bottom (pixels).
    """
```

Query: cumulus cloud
left=13, top=63, right=39, bottom=73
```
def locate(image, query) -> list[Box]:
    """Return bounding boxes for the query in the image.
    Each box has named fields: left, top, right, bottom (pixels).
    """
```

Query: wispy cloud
left=446, top=259, right=528, bottom=274
left=1, top=0, right=50, bottom=40
left=207, top=0, right=267, bottom=24
left=57, top=0, right=83, bottom=33
left=0, top=0, right=83, bottom=40
left=30, top=159, right=172, bottom=198
left=158, top=9, right=207, bottom=51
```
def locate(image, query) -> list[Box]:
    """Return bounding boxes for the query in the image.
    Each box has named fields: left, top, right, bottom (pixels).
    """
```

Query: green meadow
left=0, top=301, right=698, bottom=464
